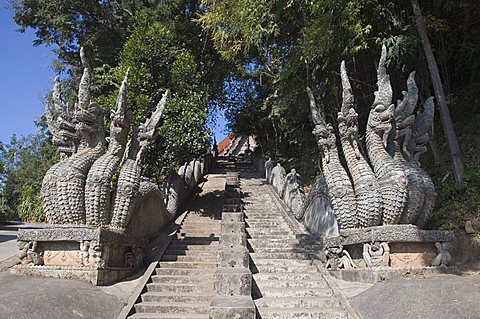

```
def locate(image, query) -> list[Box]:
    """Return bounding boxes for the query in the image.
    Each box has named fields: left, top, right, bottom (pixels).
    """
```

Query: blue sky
left=0, top=4, right=229, bottom=145
left=0, top=5, right=55, bottom=144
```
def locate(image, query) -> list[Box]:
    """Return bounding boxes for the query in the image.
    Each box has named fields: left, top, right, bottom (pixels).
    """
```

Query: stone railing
left=251, top=154, right=336, bottom=237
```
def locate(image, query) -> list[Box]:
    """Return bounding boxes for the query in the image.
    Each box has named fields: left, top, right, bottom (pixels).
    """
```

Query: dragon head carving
left=369, top=45, right=395, bottom=148
left=108, top=69, right=133, bottom=156
left=74, top=47, right=105, bottom=150
left=45, top=76, right=78, bottom=158
left=307, top=87, right=337, bottom=159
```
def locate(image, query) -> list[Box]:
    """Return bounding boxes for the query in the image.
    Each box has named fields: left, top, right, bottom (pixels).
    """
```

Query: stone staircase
left=124, top=162, right=353, bottom=319
left=242, top=171, right=349, bottom=319
left=128, top=212, right=221, bottom=319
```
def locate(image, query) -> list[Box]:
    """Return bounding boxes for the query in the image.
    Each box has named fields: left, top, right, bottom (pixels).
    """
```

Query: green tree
left=0, top=133, right=58, bottom=222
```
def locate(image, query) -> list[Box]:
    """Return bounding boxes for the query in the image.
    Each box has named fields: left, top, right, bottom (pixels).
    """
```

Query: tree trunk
left=411, top=0, right=464, bottom=182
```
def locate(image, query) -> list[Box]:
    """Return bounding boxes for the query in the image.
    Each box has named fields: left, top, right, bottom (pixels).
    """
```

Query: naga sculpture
left=394, top=73, right=437, bottom=227
left=365, top=45, right=408, bottom=224
left=43, top=47, right=106, bottom=224
left=338, top=61, right=383, bottom=227
left=41, top=48, right=174, bottom=234
left=306, top=45, right=436, bottom=231
left=307, top=87, right=357, bottom=229
left=85, top=69, right=132, bottom=226
left=110, top=90, right=168, bottom=229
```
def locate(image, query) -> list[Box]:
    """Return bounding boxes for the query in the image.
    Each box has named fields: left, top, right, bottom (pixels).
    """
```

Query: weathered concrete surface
left=0, top=223, right=44, bottom=263
left=210, top=296, right=256, bottom=319
left=350, top=273, right=480, bottom=319
left=0, top=271, right=123, bottom=319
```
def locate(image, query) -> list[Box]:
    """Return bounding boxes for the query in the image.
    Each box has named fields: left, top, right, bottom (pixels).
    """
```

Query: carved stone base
left=13, top=226, right=144, bottom=285
left=323, top=225, right=454, bottom=272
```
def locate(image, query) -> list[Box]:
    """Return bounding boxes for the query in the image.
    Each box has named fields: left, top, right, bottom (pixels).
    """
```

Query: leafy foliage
left=0, top=134, right=58, bottom=222
left=199, top=0, right=480, bottom=228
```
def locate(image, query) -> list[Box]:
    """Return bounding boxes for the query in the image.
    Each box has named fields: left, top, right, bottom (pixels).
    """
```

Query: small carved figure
left=265, top=158, right=274, bottom=182
left=132, top=244, right=143, bottom=268
left=284, top=168, right=306, bottom=219
left=363, top=241, right=390, bottom=267
left=431, top=242, right=451, bottom=268
left=325, top=245, right=357, bottom=270
left=124, top=244, right=144, bottom=268
left=80, top=240, right=91, bottom=266
left=17, top=241, right=44, bottom=265
left=88, top=240, right=106, bottom=268
left=271, top=163, right=287, bottom=197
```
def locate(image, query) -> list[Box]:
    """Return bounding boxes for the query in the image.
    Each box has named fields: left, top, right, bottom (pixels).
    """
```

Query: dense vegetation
left=1, top=0, right=478, bottom=231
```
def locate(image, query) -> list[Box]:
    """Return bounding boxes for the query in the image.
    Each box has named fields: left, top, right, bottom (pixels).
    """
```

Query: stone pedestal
left=12, top=226, right=144, bottom=285
left=322, top=225, right=455, bottom=282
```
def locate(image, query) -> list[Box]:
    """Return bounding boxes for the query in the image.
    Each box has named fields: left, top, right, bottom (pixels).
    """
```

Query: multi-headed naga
left=41, top=48, right=171, bottom=232
left=307, top=87, right=357, bottom=229
left=110, top=91, right=168, bottom=229
left=85, top=69, right=132, bottom=226
left=43, top=48, right=106, bottom=224
left=394, top=73, right=436, bottom=227
left=337, top=61, right=383, bottom=227
left=307, top=45, right=436, bottom=231
left=365, top=45, right=408, bottom=224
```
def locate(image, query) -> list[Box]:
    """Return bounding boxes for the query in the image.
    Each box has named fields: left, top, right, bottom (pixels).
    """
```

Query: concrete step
left=141, top=292, right=212, bottom=303
left=178, top=227, right=220, bottom=232
left=170, top=239, right=219, bottom=245
left=249, top=244, right=302, bottom=252
left=246, top=221, right=289, bottom=227
left=248, top=247, right=309, bottom=253
left=255, top=296, right=341, bottom=308
left=157, top=262, right=216, bottom=269
left=160, top=255, right=216, bottom=262
left=146, top=283, right=213, bottom=293
left=129, top=312, right=208, bottom=318
left=179, top=226, right=220, bottom=230
left=181, top=221, right=218, bottom=226
left=252, top=265, right=318, bottom=273
left=253, top=272, right=324, bottom=282
left=248, top=238, right=300, bottom=245
left=246, top=229, right=294, bottom=236
left=257, top=307, right=348, bottom=319
left=244, top=215, right=282, bottom=219
left=247, top=234, right=297, bottom=240
left=259, top=287, right=334, bottom=298
left=251, top=258, right=313, bottom=267
left=155, top=268, right=214, bottom=276
left=163, top=250, right=216, bottom=256
left=175, top=232, right=218, bottom=240
left=134, top=301, right=209, bottom=314
left=255, top=279, right=328, bottom=289
left=250, top=252, right=311, bottom=260
left=167, top=244, right=218, bottom=251
left=151, top=275, right=213, bottom=284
